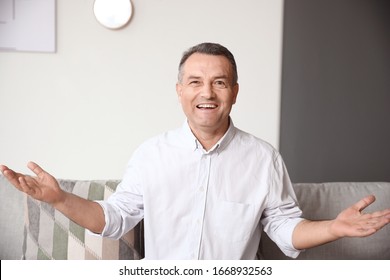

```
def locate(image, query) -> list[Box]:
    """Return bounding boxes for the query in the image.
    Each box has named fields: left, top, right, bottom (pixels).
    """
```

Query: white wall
left=0, top=0, right=284, bottom=179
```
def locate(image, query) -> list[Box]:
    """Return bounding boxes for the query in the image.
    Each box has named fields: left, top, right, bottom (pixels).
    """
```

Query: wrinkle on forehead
left=180, top=53, right=234, bottom=84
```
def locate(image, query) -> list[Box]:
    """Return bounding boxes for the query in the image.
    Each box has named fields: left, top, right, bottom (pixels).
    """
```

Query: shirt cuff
left=86, top=200, right=121, bottom=239
left=279, top=217, right=305, bottom=258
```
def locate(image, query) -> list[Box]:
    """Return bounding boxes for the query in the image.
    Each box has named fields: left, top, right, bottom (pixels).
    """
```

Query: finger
left=0, top=164, right=12, bottom=176
left=0, top=164, right=8, bottom=173
left=0, top=166, right=23, bottom=187
left=367, top=208, right=390, bottom=218
left=27, top=161, right=45, bottom=178
left=356, top=228, right=376, bottom=237
left=353, top=195, right=376, bottom=212
left=18, top=176, right=33, bottom=194
left=1, top=166, right=25, bottom=179
left=19, top=176, right=40, bottom=195
left=364, top=220, right=389, bottom=232
left=361, top=213, right=390, bottom=230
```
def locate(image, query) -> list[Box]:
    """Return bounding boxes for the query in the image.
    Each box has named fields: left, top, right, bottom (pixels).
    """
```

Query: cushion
left=0, top=175, right=25, bottom=259
left=22, top=179, right=144, bottom=260
left=259, top=182, right=390, bottom=259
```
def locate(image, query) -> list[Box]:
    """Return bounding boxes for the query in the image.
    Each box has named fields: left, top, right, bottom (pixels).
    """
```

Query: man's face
left=176, top=53, right=239, bottom=135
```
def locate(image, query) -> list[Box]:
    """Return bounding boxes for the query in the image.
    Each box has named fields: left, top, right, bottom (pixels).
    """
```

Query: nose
left=200, top=83, right=216, bottom=99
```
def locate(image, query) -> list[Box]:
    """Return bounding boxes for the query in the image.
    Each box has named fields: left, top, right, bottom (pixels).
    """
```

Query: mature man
left=1, top=43, right=390, bottom=259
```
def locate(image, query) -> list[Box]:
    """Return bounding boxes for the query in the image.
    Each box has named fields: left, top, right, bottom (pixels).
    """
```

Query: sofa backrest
left=1, top=175, right=389, bottom=260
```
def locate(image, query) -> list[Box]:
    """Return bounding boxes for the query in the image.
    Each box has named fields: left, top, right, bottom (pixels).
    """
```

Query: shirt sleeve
left=92, top=151, right=145, bottom=240
left=261, top=152, right=304, bottom=258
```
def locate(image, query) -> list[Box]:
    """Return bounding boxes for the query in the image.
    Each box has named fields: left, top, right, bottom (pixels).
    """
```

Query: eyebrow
left=213, top=75, right=229, bottom=80
left=186, top=75, right=202, bottom=80
left=186, top=75, right=229, bottom=80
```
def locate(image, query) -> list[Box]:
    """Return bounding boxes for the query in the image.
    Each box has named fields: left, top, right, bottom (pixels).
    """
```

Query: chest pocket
left=213, top=200, right=256, bottom=242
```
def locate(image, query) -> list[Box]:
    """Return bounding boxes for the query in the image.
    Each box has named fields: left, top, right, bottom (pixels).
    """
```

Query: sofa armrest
left=22, top=179, right=144, bottom=260
left=0, top=175, right=25, bottom=259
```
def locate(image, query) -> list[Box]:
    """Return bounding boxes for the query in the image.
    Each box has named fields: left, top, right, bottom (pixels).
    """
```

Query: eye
left=188, top=80, right=201, bottom=87
left=214, top=80, right=227, bottom=88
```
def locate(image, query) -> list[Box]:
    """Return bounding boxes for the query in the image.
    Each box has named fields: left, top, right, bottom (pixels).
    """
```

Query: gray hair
left=178, top=42, right=238, bottom=85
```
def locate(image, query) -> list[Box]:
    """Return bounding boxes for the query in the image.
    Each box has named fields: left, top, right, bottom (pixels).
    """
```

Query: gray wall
left=280, top=0, right=390, bottom=183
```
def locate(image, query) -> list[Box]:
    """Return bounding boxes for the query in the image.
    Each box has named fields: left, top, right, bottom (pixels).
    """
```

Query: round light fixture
left=93, top=0, right=133, bottom=29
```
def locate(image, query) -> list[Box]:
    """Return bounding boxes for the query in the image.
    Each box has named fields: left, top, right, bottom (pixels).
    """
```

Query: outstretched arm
left=0, top=162, right=105, bottom=234
left=292, top=195, right=390, bottom=250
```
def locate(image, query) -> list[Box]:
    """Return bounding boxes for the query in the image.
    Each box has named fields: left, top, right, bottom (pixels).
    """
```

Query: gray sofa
left=1, top=175, right=389, bottom=260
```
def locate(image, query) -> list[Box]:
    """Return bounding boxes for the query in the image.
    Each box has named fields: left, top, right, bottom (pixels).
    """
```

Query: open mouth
left=196, top=103, right=218, bottom=109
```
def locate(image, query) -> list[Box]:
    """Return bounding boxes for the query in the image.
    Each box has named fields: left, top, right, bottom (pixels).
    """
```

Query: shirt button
left=199, top=186, right=204, bottom=192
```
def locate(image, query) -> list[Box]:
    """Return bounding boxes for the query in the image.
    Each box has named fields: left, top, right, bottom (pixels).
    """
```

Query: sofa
left=1, top=174, right=389, bottom=260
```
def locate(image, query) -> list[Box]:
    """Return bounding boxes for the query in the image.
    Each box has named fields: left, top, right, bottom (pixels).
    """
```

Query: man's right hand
left=0, top=161, right=64, bottom=205
left=1, top=161, right=105, bottom=234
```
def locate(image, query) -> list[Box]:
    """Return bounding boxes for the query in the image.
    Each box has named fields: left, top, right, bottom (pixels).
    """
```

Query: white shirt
left=97, top=120, right=304, bottom=259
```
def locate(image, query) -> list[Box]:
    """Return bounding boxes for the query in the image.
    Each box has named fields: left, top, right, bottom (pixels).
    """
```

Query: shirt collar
left=181, top=118, right=236, bottom=154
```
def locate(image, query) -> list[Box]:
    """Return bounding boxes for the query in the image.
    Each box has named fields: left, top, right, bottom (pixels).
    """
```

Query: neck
left=194, top=131, right=223, bottom=151
left=189, top=120, right=230, bottom=151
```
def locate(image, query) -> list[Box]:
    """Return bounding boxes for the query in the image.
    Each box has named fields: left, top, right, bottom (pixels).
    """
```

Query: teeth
left=197, top=104, right=217, bottom=109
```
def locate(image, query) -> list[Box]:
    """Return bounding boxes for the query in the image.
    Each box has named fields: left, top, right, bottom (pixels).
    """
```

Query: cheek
left=180, top=91, right=194, bottom=102
left=179, top=95, right=193, bottom=110
left=222, top=96, right=236, bottom=106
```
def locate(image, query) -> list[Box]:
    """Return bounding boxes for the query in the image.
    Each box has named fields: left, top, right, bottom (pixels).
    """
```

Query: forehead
left=181, top=53, right=232, bottom=78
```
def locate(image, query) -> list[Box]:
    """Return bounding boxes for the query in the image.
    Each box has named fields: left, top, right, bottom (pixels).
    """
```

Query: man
left=1, top=43, right=390, bottom=259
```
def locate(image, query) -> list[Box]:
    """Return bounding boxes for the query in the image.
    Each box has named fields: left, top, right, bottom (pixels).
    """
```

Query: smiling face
left=176, top=53, right=239, bottom=138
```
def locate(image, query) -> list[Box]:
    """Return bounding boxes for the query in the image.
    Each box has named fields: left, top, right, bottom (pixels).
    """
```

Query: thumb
left=27, top=161, right=46, bottom=178
left=353, top=195, right=376, bottom=212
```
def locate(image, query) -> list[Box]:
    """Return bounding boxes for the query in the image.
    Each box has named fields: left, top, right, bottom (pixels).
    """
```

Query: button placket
left=190, top=153, right=211, bottom=259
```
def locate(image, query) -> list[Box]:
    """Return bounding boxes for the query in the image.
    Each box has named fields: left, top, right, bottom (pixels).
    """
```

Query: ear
left=232, top=83, right=239, bottom=104
left=176, top=83, right=183, bottom=102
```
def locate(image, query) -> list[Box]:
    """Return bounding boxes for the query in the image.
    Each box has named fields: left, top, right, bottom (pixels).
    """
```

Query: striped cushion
left=22, top=180, right=144, bottom=260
